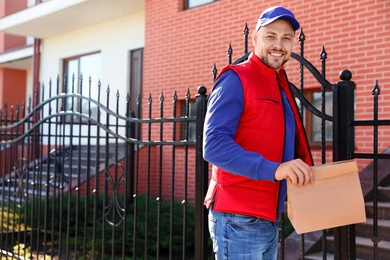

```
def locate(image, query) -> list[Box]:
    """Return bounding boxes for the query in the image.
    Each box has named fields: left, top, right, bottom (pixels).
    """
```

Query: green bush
left=6, top=195, right=293, bottom=259
left=20, top=194, right=195, bottom=259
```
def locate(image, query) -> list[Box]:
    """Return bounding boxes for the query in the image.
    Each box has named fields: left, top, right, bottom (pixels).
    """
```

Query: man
left=203, top=6, right=314, bottom=259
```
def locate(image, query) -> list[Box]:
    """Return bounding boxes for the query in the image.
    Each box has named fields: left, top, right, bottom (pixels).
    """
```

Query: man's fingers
left=291, top=168, right=306, bottom=186
left=278, top=159, right=314, bottom=186
left=294, top=159, right=314, bottom=185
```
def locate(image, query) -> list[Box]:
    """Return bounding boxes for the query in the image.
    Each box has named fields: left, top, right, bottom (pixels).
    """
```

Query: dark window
left=129, top=48, right=143, bottom=138
left=129, top=48, right=143, bottom=117
left=310, top=91, right=333, bottom=142
left=185, top=0, right=214, bottom=9
left=296, top=90, right=333, bottom=146
left=181, top=100, right=196, bottom=141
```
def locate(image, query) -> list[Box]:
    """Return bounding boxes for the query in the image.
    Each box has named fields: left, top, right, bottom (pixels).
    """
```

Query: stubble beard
left=260, top=55, right=289, bottom=71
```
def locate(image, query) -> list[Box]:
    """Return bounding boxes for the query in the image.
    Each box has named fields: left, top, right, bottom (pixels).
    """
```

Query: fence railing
left=0, top=78, right=201, bottom=259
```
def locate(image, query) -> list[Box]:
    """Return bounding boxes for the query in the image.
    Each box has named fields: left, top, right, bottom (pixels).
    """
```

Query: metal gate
left=0, top=79, right=198, bottom=259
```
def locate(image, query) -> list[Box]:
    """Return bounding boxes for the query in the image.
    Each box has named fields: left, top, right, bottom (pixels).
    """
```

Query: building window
left=300, top=90, right=333, bottom=145
left=181, top=100, right=196, bottom=141
left=310, top=91, right=333, bottom=142
left=63, top=52, right=101, bottom=120
left=129, top=49, right=143, bottom=117
left=186, top=0, right=214, bottom=9
left=129, top=48, right=143, bottom=138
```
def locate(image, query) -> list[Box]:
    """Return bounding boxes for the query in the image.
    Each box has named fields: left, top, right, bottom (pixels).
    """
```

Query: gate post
left=195, top=86, right=209, bottom=260
left=332, top=70, right=356, bottom=260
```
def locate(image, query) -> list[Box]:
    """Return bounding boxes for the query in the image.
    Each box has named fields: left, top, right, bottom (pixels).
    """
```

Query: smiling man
left=253, top=19, right=295, bottom=72
left=203, top=6, right=314, bottom=260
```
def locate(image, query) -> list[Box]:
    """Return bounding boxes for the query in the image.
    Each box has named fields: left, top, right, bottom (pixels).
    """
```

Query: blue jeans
left=209, top=207, right=280, bottom=260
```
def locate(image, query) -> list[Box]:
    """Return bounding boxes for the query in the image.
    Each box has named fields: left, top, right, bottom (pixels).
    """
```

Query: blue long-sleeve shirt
left=203, top=69, right=296, bottom=213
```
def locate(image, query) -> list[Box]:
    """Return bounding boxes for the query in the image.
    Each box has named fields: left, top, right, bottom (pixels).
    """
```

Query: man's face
left=251, top=19, right=295, bottom=72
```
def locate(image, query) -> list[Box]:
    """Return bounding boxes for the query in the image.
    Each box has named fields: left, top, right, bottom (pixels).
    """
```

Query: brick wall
left=3, top=0, right=27, bottom=15
left=0, top=68, right=27, bottom=109
left=144, top=0, right=390, bottom=170
left=0, top=0, right=27, bottom=108
left=0, top=0, right=27, bottom=50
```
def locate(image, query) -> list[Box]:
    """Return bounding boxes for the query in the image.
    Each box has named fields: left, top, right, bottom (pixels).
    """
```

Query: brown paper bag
left=287, top=159, right=366, bottom=234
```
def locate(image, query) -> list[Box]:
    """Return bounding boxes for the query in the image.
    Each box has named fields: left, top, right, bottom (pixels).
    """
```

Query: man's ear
left=251, top=30, right=257, bottom=47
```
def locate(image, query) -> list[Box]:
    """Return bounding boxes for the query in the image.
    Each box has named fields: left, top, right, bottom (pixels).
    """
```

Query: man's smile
left=269, top=52, right=284, bottom=57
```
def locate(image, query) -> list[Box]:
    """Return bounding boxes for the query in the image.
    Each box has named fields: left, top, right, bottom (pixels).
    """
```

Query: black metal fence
left=0, top=78, right=199, bottom=259
left=1, top=25, right=389, bottom=259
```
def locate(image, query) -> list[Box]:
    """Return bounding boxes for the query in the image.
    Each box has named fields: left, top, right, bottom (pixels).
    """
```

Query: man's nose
left=273, top=39, right=283, bottom=49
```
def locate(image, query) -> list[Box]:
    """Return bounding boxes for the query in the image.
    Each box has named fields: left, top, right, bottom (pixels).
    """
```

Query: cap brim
left=257, top=14, right=300, bottom=31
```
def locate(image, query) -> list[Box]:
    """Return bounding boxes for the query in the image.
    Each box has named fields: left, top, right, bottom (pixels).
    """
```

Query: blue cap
left=255, top=6, right=300, bottom=31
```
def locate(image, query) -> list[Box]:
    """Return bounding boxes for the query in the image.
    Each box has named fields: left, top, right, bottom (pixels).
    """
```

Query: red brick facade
left=0, top=0, right=27, bottom=51
left=0, top=0, right=27, bottom=108
left=0, top=68, right=27, bottom=107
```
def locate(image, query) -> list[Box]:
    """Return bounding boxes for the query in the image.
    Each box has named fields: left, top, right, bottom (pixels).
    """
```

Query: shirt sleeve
left=203, top=69, right=280, bottom=182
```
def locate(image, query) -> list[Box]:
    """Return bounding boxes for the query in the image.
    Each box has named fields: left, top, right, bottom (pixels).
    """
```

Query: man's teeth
left=270, top=52, right=283, bottom=57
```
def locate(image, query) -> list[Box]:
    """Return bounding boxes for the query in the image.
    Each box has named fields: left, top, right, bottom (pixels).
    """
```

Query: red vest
left=204, top=53, right=313, bottom=222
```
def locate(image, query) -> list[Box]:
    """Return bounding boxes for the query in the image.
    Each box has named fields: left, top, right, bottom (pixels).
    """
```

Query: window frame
left=185, top=0, right=217, bottom=9
left=180, top=99, right=196, bottom=142
left=129, top=48, right=144, bottom=139
left=62, top=51, right=101, bottom=123
left=302, top=89, right=333, bottom=148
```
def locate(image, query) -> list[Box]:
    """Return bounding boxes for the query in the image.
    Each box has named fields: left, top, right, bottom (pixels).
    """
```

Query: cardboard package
left=287, top=159, right=366, bottom=234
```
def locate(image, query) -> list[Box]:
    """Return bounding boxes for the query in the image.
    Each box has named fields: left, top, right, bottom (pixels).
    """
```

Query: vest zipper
left=276, top=73, right=286, bottom=220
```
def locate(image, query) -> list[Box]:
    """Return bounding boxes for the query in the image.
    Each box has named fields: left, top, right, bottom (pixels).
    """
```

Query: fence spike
left=56, top=75, right=60, bottom=95
left=72, top=74, right=75, bottom=93
left=16, top=104, right=20, bottom=120
left=243, top=22, right=249, bottom=54
left=137, top=93, right=141, bottom=105
left=212, top=63, right=218, bottom=81
left=28, top=96, right=31, bottom=113
left=320, top=45, right=327, bottom=78
left=48, top=80, right=53, bottom=100
left=10, top=106, right=14, bottom=119
left=372, top=80, right=381, bottom=97
left=298, top=28, right=305, bottom=43
left=298, top=28, right=305, bottom=61
left=159, top=91, right=164, bottom=103
left=42, top=82, right=46, bottom=102
left=22, top=101, right=25, bottom=116
left=227, top=42, right=233, bottom=65
left=33, top=88, right=39, bottom=108
left=320, top=45, right=327, bottom=61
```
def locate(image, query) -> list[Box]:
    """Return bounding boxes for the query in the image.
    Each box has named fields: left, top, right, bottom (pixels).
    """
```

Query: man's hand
left=275, top=159, right=314, bottom=186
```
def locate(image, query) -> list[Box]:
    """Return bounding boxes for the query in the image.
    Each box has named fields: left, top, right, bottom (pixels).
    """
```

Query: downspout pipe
left=32, top=0, right=42, bottom=160
left=33, top=38, right=40, bottom=99
left=33, top=0, right=42, bottom=98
